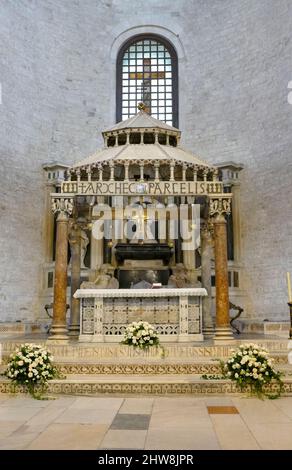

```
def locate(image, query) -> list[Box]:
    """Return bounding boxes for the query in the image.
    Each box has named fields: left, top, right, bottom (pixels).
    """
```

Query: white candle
left=287, top=272, right=292, bottom=303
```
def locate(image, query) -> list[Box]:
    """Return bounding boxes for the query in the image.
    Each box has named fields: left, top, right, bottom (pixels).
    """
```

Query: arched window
left=116, top=34, right=178, bottom=127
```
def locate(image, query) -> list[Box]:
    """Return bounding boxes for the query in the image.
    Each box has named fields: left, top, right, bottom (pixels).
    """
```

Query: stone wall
left=0, top=0, right=292, bottom=322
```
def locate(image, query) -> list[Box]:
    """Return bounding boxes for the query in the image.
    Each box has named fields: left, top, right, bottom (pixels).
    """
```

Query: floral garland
left=3, top=343, right=60, bottom=399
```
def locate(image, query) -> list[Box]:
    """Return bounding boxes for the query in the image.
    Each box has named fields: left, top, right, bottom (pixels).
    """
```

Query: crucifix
left=129, top=58, right=165, bottom=114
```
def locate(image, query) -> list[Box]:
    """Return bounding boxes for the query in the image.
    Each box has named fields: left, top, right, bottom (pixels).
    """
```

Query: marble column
left=201, top=224, right=214, bottom=338
left=68, top=223, right=81, bottom=337
left=49, top=197, right=73, bottom=341
left=210, top=196, right=234, bottom=343
left=91, top=197, right=104, bottom=270
left=175, top=197, right=182, bottom=263
left=182, top=204, right=196, bottom=283
left=91, top=231, right=103, bottom=269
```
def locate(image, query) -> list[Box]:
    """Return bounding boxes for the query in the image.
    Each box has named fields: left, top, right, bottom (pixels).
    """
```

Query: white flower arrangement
left=224, top=343, right=283, bottom=398
left=122, top=321, right=160, bottom=351
left=3, top=343, right=59, bottom=399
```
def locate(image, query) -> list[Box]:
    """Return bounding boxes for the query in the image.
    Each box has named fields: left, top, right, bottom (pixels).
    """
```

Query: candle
left=287, top=272, right=292, bottom=303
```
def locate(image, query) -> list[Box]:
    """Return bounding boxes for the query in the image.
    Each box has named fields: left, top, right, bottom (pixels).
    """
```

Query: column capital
left=209, top=195, right=232, bottom=221
left=52, top=196, right=74, bottom=220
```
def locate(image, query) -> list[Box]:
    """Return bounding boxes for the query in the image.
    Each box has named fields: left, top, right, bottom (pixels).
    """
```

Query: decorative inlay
left=55, top=362, right=222, bottom=375
left=78, top=290, right=203, bottom=339
left=82, top=298, right=94, bottom=334
left=1, top=379, right=291, bottom=396
left=207, top=406, right=239, bottom=414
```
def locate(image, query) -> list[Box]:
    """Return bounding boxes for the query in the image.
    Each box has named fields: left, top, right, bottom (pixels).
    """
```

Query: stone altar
left=74, top=288, right=207, bottom=343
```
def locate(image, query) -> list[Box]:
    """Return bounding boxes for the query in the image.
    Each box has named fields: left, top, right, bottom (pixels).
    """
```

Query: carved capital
left=51, top=197, right=74, bottom=219
left=209, top=195, right=232, bottom=220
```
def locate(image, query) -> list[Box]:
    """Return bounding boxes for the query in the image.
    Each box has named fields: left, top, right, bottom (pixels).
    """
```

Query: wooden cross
left=129, top=59, right=165, bottom=114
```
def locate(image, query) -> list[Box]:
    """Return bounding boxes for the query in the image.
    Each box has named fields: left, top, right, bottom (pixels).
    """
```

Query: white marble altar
left=74, top=288, right=207, bottom=342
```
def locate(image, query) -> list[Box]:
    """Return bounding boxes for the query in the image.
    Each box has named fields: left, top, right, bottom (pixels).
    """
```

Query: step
left=55, top=358, right=292, bottom=375
left=55, top=361, right=222, bottom=375
left=1, top=339, right=291, bottom=361
left=2, top=359, right=291, bottom=377
left=1, top=375, right=291, bottom=396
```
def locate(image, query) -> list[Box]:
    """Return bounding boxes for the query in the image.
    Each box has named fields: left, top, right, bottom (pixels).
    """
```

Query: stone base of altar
left=74, top=288, right=207, bottom=343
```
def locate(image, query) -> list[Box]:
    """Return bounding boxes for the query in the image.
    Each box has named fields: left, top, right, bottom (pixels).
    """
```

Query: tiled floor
left=1, top=394, right=292, bottom=449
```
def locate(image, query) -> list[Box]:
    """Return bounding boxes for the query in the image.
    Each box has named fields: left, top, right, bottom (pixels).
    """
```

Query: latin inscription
left=61, top=180, right=223, bottom=196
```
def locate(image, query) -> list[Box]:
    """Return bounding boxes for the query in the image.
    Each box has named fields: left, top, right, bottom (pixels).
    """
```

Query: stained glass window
left=117, top=35, right=178, bottom=127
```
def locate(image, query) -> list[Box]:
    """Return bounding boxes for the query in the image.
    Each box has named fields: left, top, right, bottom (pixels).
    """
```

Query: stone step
left=0, top=375, right=291, bottom=396
left=53, top=359, right=292, bottom=375
left=1, top=358, right=290, bottom=376
left=1, top=339, right=291, bottom=361
left=1, top=354, right=289, bottom=368
left=55, top=361, right=222, bottom=375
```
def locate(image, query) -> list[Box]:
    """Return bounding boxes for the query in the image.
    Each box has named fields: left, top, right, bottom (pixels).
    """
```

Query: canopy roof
left=72, top=144, right=212, bottom=169
left=103, top=110, right=180, bottom=134
left=70, top=111, right=214, bottom=171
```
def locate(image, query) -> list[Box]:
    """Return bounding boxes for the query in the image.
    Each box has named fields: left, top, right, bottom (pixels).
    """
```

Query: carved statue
left=167, top=264, right=188, bottom=288
left=80, top=263, right=119, bottom=289
left=93, top=264, right=112, bottom=288
left=167, top=263, right=201, bottom=288
left=68, top=225, right=89, bottom=269
left=80, top=229, right=89, bottom=269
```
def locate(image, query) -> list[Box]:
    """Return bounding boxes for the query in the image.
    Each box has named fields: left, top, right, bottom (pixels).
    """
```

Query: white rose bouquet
left=224, top=343, right=283, bottom=398
left=3, top=343, right=59, bottom=399
left=122, top=321, right=160, bottom=351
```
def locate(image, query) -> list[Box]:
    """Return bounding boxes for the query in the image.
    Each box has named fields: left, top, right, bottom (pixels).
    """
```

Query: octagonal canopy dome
left=69, top=111, right=216, bottom=181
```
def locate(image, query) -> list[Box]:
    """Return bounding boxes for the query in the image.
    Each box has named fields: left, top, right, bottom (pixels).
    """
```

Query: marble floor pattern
left=1, top=395, right=292, bottom=449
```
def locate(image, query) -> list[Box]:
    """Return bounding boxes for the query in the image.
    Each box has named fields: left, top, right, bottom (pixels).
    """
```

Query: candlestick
left=288, top=302, right=292, bottom=339
left=287, top=272, right=292, bottom=303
